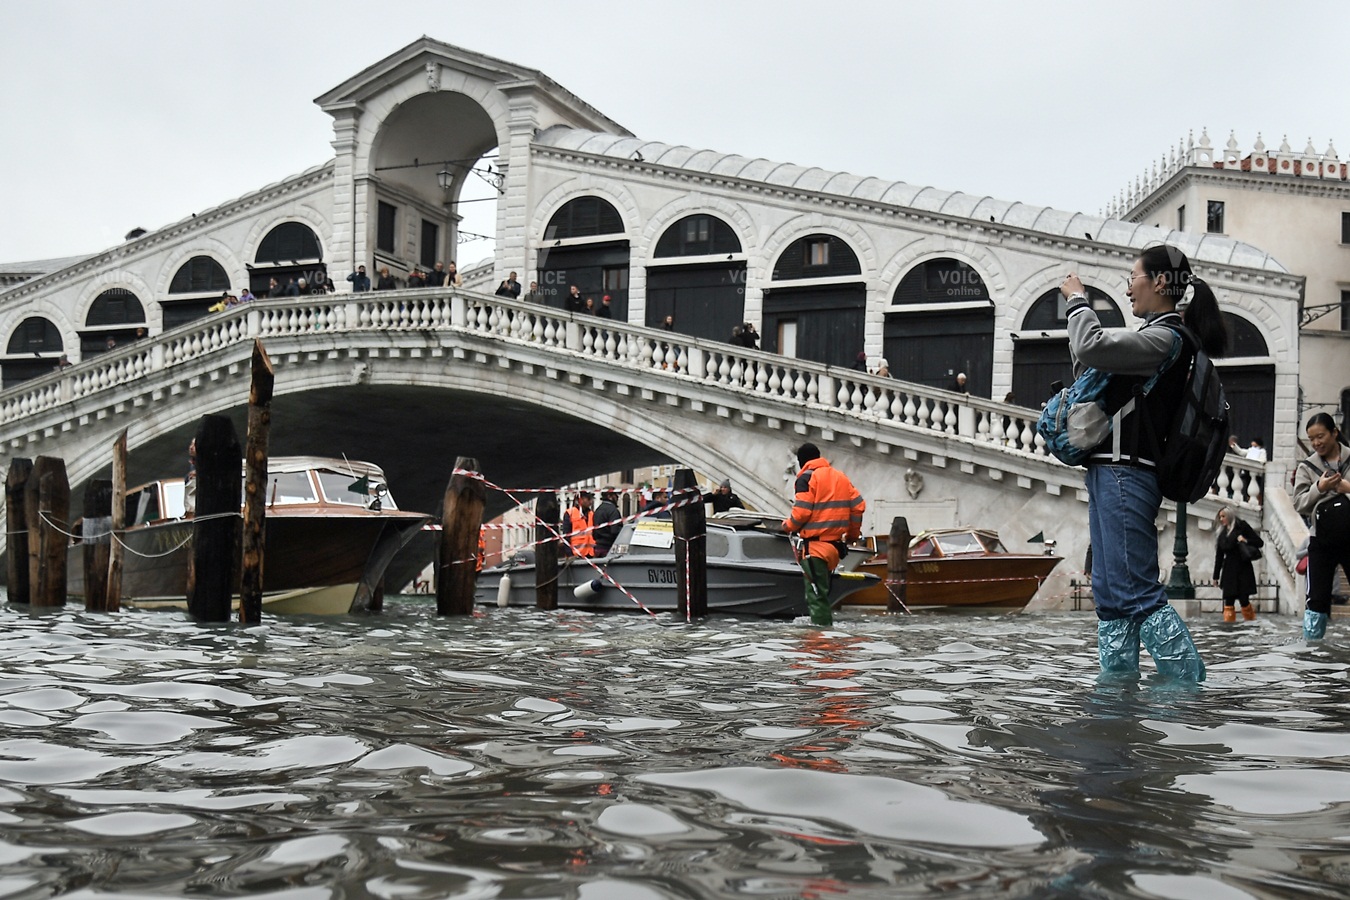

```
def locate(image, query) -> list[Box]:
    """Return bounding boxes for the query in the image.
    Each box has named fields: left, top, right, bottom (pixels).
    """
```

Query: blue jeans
left=1087, top=464, right=1168, bottom=622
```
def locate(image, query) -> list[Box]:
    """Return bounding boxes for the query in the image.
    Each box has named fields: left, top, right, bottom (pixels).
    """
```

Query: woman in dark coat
left=1213, top=506, right=1262, bottom=622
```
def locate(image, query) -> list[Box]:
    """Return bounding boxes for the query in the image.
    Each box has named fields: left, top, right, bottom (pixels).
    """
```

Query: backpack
left=1140, top=325, right=1229, bottom=503
left=1036, top=336, right=1180, bottom=467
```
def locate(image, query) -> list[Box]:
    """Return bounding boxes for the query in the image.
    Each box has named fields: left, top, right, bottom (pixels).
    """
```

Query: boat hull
left=475, top=557, right=877, bottom=618
left=848, top=555, right=1061, bottom=609
left=67, top=512, right=429, bottom=613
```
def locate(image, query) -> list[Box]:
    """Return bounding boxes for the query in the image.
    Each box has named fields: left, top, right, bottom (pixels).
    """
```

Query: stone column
left=496, top=89, right=539, bottom=283
left=327, top=105, right=363, bottom=290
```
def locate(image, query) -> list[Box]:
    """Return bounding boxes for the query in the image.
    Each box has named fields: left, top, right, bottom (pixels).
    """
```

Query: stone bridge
left=1, top=288, right=1291, bottom=609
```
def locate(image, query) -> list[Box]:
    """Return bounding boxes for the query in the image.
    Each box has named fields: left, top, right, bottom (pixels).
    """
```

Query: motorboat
left=475, top=515, right=877, bottom=617
left=67, top=456, right=431, bottom=614
left=846, top=527, right=1061, bottom=610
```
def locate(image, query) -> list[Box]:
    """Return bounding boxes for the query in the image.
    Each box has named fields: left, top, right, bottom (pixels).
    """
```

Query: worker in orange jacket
left=562, top=491, right=596, bottom=558
left=782, top=442, right=865, bottom=625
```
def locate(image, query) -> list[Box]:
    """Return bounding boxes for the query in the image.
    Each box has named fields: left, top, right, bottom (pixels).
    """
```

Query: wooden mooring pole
left=436, top=456, right=484, bottom=616
left=886, top=516, right=911, bottom=613
left=672, top=468, right=707, bottom=618
left=82, top=479, right=112, bottom=612
left=186, top=415, right=241, bottom=622
left=240, top=340, right=274, bottom=625
left=5, top=458, right=33, bottom=605
left=534, top=490, right=559, bottom=610
left=25, top=456, right=69, bottom=607
left=105, top=431, right=126, bottom=612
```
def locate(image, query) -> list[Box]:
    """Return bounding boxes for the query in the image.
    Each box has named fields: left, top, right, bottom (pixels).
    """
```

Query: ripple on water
left=637, top=766, right=1043, bottom=848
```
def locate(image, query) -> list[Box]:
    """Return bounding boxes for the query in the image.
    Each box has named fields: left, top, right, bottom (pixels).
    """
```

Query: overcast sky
left=3, top=0, right=1345, bottom=266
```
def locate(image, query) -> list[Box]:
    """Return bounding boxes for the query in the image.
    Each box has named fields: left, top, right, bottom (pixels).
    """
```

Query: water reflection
left=0, top=600, right=1346, bottom=897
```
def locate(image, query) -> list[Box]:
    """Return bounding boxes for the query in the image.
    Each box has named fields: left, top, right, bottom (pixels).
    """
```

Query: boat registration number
left=647, top=568, right=678, bottom=584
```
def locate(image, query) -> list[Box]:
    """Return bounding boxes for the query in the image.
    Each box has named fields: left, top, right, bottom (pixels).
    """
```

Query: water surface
left=1, top=599, right=1347, bottom=898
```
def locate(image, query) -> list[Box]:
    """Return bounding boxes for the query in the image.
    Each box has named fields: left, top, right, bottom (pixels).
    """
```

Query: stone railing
left=1, top=286, right=1267, bottom=517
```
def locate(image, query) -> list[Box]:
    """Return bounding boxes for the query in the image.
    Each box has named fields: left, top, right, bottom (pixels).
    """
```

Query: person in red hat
left=597, top=295, right=614, bottom=319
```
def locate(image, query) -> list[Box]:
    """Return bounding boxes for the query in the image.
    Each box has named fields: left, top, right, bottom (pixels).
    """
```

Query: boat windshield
left=934, top=532, right=986, bottom=556
left=162, top=481, right=186, bottom=519
left=909, top=537, right=935, bottom=558
left=315, top=471, right=394, bottom=508
left=268, top=472, right=317, bottom=505
left=740, top=533, right=787, bottom=561
left=978, top=535, right=1008, bottom=553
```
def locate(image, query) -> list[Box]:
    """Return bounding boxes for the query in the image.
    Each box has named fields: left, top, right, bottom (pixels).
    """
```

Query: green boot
left=801, top=557, right=833, bottom=626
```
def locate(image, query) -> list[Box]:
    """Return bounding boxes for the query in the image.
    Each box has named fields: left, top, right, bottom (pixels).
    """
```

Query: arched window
left=893, top=258, right=991, bottom=305
left=546, top=197, right=624, bottom=240
left=86, top=288, right=146, bottom=326
left=654, top=215, right=742, bottom=257
left=771, top=234, right=861, bottom=281
left=1022, top=287, right=1124, bottom=330
left=255, top=222, right=322, bottom=264
left=169, top=257, right=230, bottom=294
left=1222, top=312, right=1268, bottom=357
left=6, top=317, right=62, bottom=354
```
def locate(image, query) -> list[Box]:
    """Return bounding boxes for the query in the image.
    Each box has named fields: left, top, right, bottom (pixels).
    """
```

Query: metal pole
left=1164, top=501, right=1195, bottom=599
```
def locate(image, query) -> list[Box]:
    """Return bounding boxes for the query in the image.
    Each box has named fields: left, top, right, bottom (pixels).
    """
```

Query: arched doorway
left=4, top=316, right=64, bottom=387
left=764, top=234, right=864, bottom=367
left=1010, top=286, right=1124, bottom=407
left=166, top=256, right=231, bottom=327
left=646, top=214, right=745, bottom=341
left=82, top=288, right=147, bottom=354
left=1218, top=311, right=1275, bottom=451
left=368, top=91, right=499, bottom=286
left=537, top=196, right=630, bottom=316
left=251, top=224, right=322, bottom=298
left=885, top=258, right=995, bottom=395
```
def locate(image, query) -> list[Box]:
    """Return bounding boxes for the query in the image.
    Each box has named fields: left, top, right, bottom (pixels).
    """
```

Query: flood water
left=1, top=598, right=1348, bottom=899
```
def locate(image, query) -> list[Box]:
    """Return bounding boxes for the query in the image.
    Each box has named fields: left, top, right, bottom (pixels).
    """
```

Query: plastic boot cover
left=1140, top=606, right=1206, bottom=682
left=1304, top=609, right=1329, bottom=641
left=1097, top=618, right=1141, bottom=675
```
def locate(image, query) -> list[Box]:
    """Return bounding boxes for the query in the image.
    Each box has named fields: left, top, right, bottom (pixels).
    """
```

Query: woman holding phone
left=1293, top=412, right=1350, bottom=639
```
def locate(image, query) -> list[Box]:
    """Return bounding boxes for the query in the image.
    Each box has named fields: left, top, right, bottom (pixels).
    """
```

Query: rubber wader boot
left=803, top=557, right=833, bottom=627
left=1241, top=604, right=1256, bottom=622
left=1097, top=618, right=1141, bottom=675
left=1140, top=605, right=1206, bottom=681
left=1304, top=609, right=1328, bottom=640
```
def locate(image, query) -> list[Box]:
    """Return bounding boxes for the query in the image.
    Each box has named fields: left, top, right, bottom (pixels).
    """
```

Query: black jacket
left=1213, top=517, right=1262, bottom=598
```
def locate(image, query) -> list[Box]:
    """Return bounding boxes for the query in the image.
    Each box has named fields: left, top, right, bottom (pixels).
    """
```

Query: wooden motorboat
left=67, top=456, right=430, bottom=614
left=847, top=528, right=1061, bottom=610
left=476, top=516, right=877, bottom=617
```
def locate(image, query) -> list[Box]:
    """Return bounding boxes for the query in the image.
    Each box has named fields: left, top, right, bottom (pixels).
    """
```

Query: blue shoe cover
left=1097, top=618, right=1141, bottom=674
left=1304, top=609, right=1328, bottom=640
left=1139, top=606, right=1206, bottom=681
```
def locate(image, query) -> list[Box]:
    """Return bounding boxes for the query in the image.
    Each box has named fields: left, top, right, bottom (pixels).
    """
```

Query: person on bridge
left=783, top=443, right=865, bottom=627
left=347, top=265, right=371, bottom=293
left=597, top=295, right=614, bottom=318
left=1061, top=244, right=1228, bottom=681
left=495, top=272, right=522, bottom=299
left=562, top=491, right=596, bottom=558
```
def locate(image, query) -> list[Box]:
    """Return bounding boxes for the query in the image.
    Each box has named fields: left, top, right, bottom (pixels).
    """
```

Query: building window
left=1342, top=212, right=1350, bottom=244
left=602, top=267, right=629, bottom=292
left=1206, top=200, right=1225, bottom=234
left=1343, top=290, right=1350, bottom=331
left=377, top=202, right=397, bottom=253
left=654, top=214, right=742, bottom=257
left=169, top=256, right=230, bottom=294
left=1177, top=205, right=1186, bottom=231
left=256, top=222, right=322, bottom=264
left=806, top=240, right=830, bottom=268
left=420, top=220, right=439, bottom=269
left=684, top=217, right=710, bottom=244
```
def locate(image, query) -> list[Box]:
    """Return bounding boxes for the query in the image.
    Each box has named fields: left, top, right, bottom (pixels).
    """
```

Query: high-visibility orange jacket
left=782, top=457, right=864, bottom=569
left=563, top=506, right=595, bottom=557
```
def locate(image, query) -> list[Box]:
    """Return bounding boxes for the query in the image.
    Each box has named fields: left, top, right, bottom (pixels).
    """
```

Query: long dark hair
left=1137, top=245, right=1228, bottom=358
left=1306, top=411, right=1347, bottom=446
